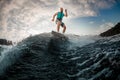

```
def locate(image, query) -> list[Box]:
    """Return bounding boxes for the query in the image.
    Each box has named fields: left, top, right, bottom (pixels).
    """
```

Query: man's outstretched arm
left=52, top=12, right=58, bottom=21
left=64, top=9, right=68, bottom=17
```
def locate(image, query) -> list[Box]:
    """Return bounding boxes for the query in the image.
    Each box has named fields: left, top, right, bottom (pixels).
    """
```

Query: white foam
left=67, top=35, right=97, bottom=48
left=0, top=44, right=27, bottom=75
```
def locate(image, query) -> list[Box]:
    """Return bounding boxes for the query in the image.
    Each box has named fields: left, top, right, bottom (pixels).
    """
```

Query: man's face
left=60, top=8, right=63, bottom=12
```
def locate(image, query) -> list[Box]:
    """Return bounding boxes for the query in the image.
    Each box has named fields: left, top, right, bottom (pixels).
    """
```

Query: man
left=52, top=7, right=68, bottom=33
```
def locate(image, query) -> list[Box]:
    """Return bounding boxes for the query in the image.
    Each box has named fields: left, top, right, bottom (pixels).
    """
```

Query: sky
left=0, top=0, right=120, bottom=41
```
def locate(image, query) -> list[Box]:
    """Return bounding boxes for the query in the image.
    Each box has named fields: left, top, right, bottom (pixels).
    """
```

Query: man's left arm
left=64, top=9, right=68, bottom=17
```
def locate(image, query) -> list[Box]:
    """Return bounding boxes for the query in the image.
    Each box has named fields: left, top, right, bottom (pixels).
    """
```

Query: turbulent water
left=0, top=33, right=120, bottom=80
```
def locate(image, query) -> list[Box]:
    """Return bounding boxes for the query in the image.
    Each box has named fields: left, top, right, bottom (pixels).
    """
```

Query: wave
left=0, top=33, right=120, bottom=80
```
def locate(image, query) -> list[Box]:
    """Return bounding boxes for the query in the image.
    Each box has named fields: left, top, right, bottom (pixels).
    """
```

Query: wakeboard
left=51, top=31, right=68, bottom=41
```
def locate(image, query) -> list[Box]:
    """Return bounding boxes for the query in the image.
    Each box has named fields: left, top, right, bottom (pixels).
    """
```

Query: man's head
left=60, top=7, right=63, bottom=12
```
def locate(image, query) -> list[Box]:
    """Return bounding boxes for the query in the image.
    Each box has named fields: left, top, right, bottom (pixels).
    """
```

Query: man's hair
left=60, top=7, right=63, bottom=12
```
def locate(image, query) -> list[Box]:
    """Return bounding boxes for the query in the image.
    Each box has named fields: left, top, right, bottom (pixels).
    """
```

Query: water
left=0, top=33, right=120, bottom=80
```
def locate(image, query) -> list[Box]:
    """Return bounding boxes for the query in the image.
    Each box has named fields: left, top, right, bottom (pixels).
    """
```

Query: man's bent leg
left=63, top=25, right=66, bottom=33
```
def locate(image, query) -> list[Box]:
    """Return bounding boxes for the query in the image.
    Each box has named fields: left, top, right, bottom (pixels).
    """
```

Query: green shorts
left=56, top=18, right=65, bottom=27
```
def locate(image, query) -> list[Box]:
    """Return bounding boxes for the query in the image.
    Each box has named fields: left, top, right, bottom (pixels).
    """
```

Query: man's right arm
left=52, top=12, right=58, bottom=21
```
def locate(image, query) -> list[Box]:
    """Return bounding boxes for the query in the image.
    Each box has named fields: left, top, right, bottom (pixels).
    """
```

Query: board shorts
left=56, top=18, right=65, bottom=27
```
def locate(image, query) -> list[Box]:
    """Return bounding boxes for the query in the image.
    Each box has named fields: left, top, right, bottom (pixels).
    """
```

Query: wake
left=0, top=32, right=119, bottom=80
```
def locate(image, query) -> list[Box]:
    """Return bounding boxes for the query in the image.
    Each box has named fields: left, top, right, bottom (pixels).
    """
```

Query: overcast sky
left=0, top=0, right=120, bottom=41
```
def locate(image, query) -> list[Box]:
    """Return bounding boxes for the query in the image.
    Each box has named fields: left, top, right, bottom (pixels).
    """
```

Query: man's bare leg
left=63, top=25, right=66, bottom=33
left=57, top=22, right=61, bottom=32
